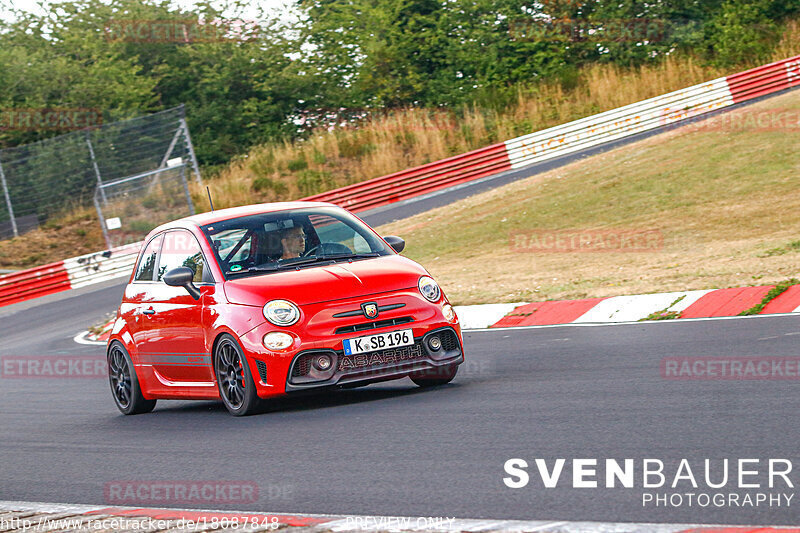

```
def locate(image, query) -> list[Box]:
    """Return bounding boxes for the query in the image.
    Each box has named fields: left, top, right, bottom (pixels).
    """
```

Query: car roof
left=151, top=201, right=344, bottom=232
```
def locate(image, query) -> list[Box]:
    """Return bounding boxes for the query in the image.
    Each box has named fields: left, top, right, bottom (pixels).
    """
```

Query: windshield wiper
left=227, top=253, right=381, bottom=276
left=314, top=252, right=381, bottom=260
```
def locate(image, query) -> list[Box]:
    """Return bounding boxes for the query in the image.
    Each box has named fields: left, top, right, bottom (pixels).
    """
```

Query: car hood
left=223, top=255, right=429, bottom=306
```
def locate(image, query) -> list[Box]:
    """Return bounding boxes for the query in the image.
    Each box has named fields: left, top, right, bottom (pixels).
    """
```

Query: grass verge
left=376, top=88, right=800, bottom=305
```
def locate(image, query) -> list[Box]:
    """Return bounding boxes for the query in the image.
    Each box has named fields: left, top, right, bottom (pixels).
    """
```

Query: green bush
left=297, top=170, right=334, bottom=197
left=706, top=0, right=779, bottom=67
left=287, top=157, right=308, bottom=172
left=252, top=177, right=288, bottom=195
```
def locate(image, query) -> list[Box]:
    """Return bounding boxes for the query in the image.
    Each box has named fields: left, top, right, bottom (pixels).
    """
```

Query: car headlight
left=418, top=276, right=441, bottom=302
left=263, top=332, right=294, bottom=350
left=263, top=300, right=300, bottom=326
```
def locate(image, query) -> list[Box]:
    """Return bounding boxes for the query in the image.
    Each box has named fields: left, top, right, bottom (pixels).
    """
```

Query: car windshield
left=200, top=207, right=392, bottom=279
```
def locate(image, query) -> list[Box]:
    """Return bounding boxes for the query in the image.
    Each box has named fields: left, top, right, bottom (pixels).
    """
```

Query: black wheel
left=214, top=334, right=262, bottom=416
left=108, top=342, right=156, bottom=415
left=410, top=363, right=459, bottom=387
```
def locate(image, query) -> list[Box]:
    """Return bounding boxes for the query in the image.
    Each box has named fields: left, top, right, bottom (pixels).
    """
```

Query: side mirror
left=384, top=235, right=405, bottom=254
left=163, top=267, right=201, bottom=300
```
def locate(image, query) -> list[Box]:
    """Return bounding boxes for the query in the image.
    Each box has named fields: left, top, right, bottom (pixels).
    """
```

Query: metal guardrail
left=0, top=54, right=798, bottom=307
left=304, top=143, right=511, bottom=212
left=0, top=243, right=140, bottom=307
left=307, top=54, right=799, bottom=212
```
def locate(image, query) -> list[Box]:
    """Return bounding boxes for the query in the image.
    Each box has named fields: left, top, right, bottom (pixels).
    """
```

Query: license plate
left=342, top=329, right=413, bottom=356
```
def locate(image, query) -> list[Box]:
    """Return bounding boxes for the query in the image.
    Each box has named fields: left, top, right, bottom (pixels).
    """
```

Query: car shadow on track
left=148, top=380, right=463, bottom=417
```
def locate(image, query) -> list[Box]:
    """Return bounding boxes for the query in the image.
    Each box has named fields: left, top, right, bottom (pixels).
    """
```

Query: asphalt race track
left=1, top=176, right=799, bottom=527
left=2, top=276, right=800, bottom=526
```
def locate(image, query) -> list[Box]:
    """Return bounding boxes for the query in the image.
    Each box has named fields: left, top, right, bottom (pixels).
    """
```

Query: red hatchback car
left=107, top=202, right=463, bottom=416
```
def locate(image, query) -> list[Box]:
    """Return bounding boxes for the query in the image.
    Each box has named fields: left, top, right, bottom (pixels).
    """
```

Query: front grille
left=338, top=342, right=424, bottom=373
left=255, top=360, right=268, bottom=383
left=439, top=329, right=460, bottom=352
left=292, top=354, right=314, bottom=377
left=334, top=316, right=414, bottom=335
left=332, top=303, right=406, bottom=318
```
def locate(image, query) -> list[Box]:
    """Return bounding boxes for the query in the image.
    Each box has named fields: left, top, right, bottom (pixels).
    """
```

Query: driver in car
left=280, top=225, right=307, bottom=259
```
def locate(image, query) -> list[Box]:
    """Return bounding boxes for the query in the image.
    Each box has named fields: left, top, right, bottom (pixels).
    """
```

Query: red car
left=107, top=201, right=463, bottom=416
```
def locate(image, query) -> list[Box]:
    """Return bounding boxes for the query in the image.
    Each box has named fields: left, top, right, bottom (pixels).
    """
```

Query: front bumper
left=237, top=289, right=462, bottom=398
left=284, top=326, right=463, bottom=391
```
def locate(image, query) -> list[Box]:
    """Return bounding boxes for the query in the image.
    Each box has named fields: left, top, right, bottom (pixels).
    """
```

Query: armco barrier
left=63, top=243, right=141, bottom=290
left=304, top=143, right=511, bottom=212
left=1, top=54, right=799, bottom=307
left=0, top=243, right=140, bottom=307
left=306, top=54, right=799, bottom=211
left=0, top=262, right=71, bottom=307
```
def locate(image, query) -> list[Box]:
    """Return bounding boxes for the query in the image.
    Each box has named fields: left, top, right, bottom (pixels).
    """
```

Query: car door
left=143, top=229, right=213, bottom=384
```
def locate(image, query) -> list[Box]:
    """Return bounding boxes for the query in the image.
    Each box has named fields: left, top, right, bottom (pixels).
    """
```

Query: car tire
left=214, top=334, right=262, bottom=416
left=108, top=341, right=157, bottom=415
left=410, top=363, right=459, bottom=387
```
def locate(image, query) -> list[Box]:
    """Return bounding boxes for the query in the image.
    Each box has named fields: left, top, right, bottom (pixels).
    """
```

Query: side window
left=214, top=229, right=252, bottom=263
left=157, top=230, right=209, bottom=284
left=134, top=234, right=163, bottom=282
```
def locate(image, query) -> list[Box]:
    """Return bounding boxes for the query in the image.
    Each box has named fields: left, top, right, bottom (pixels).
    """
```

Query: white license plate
left=342, top=329, right=413, bottom=356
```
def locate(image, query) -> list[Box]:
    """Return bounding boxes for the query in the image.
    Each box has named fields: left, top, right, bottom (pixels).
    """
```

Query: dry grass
left=194, top=20, right=800, bottom=210
left=377, top=89, right=800, bottom=305
left=195, top=58, right=726, bottom=210
left=0, top=207, right=103, bottom=269
left=2, top=21, right=799, bottom=271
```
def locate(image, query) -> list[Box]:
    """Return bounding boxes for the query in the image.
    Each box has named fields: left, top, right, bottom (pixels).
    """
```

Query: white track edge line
left=470, top=311, right=800, bottom=332
left=72, top=331, right=106, bottom=346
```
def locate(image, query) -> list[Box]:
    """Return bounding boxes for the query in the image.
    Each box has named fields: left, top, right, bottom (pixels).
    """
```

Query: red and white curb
left=1, top=501, right=797, bottom=533
left=489, top=284, right=800, bottom=329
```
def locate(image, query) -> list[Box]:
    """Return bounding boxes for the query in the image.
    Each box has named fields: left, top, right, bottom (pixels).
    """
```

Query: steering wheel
left=301, top=242, right=353, bottom=257
left=301, top=244, right=323, bottom=258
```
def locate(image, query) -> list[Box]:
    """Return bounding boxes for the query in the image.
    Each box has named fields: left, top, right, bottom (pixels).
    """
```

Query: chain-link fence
left=95, top=164, right=195, bottom=249
left=0, top=105, right=201, bottom=240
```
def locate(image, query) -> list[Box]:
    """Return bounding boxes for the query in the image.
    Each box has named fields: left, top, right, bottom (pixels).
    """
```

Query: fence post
left=180, top=165, right=196, bottom=215
left=93, top=190, right=112, bottom=250
left=0, top=159, right=18, bottom=238
left=86, top=131, right=107, bottom=204
left=159, top=126, right=184, bottom=168
left=180, top=114, right=203, bottom=184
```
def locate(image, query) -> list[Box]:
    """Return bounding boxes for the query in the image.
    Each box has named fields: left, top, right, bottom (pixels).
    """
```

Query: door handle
left=142, top=308, right=156, bottom=316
